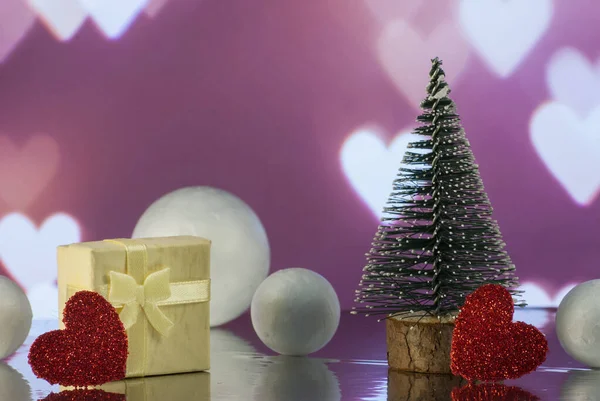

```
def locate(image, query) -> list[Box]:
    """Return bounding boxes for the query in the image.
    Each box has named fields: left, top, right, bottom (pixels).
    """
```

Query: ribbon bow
left=108, top=268, right=174, bottom=336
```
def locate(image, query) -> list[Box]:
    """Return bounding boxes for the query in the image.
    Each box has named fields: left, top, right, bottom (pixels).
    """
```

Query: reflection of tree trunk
left=386, top=314, right=456, bottom=373
left=387, top=369, right=465, bottom=401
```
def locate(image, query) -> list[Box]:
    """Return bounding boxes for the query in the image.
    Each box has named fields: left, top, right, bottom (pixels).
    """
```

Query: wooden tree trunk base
left=388, top=369, right=466, bottom=401
left=386, top=313, right=457, bottom=374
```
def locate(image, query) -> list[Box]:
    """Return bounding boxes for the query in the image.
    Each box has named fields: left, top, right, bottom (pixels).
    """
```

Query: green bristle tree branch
left=352, top=58, right=523, bottom=321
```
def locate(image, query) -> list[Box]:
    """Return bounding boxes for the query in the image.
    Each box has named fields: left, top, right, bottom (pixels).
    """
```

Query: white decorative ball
left=556, top=279, right=600, bottom=367
left=253, top=356, right=341, bottom=401
left=210, top=329, right=269, bottom=398
left=560, top=370, right=600, bottom=400
left=132, top=186, right=270, bottom=327
left=0, top=362, right=30, bottom=401
left=251, top=268, right=340, bottom=356
left=0, top=277, right=32, bottom=359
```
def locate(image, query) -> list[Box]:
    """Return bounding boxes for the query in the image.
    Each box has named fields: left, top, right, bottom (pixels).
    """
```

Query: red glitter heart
left=41, top=389, right=125, bottom=401
left=451, top=383, right=540, bottom=400
left=28, top=291, right=128, bottom=386
left=450, top=284, right=548, bottom=382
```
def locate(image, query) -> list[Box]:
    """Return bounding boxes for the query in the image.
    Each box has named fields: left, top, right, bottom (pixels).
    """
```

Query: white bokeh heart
left=340, top=127, right=421, bottom=219
left=79, top=0, right=148, bottom=38
left=546, top=47, right=600, bottom=118
left=377, top=19, right=469, bottom=109
left=530, top=102, right=600, bottom=205
left=0, top=213, right=81, bottom=293
left=514, top=282, right=576, bottom=329
left=458, top=0, right=553, bottom=77
left=0, top=0, right=36, bottom=64
left=27, top=282, right=59, bottom=319
left=144, top=0, right=169, bottom=17
left=512, top=308, right=551, bottom=330
left=363, top=0, right=424, bottom=23
left=518, top=281, right=576, bottom=308
left=0, top=134, right=60, bottom=210
left=26, top=0, right=87, bottom=41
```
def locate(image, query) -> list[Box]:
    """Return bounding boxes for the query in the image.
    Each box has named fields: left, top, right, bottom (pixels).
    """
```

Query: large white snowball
left=0, top=277, right=32, bottom=359
left=132, top=186, right=270, bottom=327
left=556, top=279, right=600, bottom=367
left=251, top=268, right=340, bottom=356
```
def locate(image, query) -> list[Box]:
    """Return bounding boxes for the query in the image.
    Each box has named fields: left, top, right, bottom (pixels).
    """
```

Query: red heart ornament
left=28, top=291, right=128, bottom=386
left=450, top=284, right=548, bottom=382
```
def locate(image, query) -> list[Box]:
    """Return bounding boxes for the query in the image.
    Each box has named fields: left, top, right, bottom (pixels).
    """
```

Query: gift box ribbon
left=67, top=238, right=210, bottom=377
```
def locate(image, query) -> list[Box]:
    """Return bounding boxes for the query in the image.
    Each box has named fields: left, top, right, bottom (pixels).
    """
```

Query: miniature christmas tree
left=352, top=57, right=523, bottom=322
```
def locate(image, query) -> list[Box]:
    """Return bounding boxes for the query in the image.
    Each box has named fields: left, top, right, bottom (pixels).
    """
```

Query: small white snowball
left=251, top=268, right=340, bottom=356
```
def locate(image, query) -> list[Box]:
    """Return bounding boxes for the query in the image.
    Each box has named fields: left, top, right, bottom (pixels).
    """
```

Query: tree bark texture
left=386, top=314, right=456, bottom=374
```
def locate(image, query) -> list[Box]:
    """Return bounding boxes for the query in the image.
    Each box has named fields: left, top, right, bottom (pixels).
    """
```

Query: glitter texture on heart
left=450, top=284, right=548, bottom=382
left=28, top=291, right=128, bottom=386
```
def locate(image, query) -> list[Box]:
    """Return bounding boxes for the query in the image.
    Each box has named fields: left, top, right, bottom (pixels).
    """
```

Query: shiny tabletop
left=1, top=310, right=594, bottom=400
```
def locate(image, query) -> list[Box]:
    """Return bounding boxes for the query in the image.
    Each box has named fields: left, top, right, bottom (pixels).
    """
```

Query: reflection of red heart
left=450, top=285, right=548, bottom=382
left=451, top=383, right=540, bottom=400
left=28, top=291, right=128, bottom=386
left=41, top=389, right=125, bottom=401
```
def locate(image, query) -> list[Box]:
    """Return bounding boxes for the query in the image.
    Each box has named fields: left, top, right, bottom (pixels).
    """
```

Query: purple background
left=0, top=0, right=599, bottom=312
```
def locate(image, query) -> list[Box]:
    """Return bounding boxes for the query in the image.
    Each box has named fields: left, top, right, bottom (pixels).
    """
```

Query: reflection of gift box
left=57, top=236, right=211, bottom=378
left=100, top=371, right=210, bottom=400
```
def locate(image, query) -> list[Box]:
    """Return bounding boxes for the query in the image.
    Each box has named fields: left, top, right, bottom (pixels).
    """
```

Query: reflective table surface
left=1, top=310, right=595, bottom=400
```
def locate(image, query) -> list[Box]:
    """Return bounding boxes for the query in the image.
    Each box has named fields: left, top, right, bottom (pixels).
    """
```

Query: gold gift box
left=57, top=236, right=211, bottom=378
